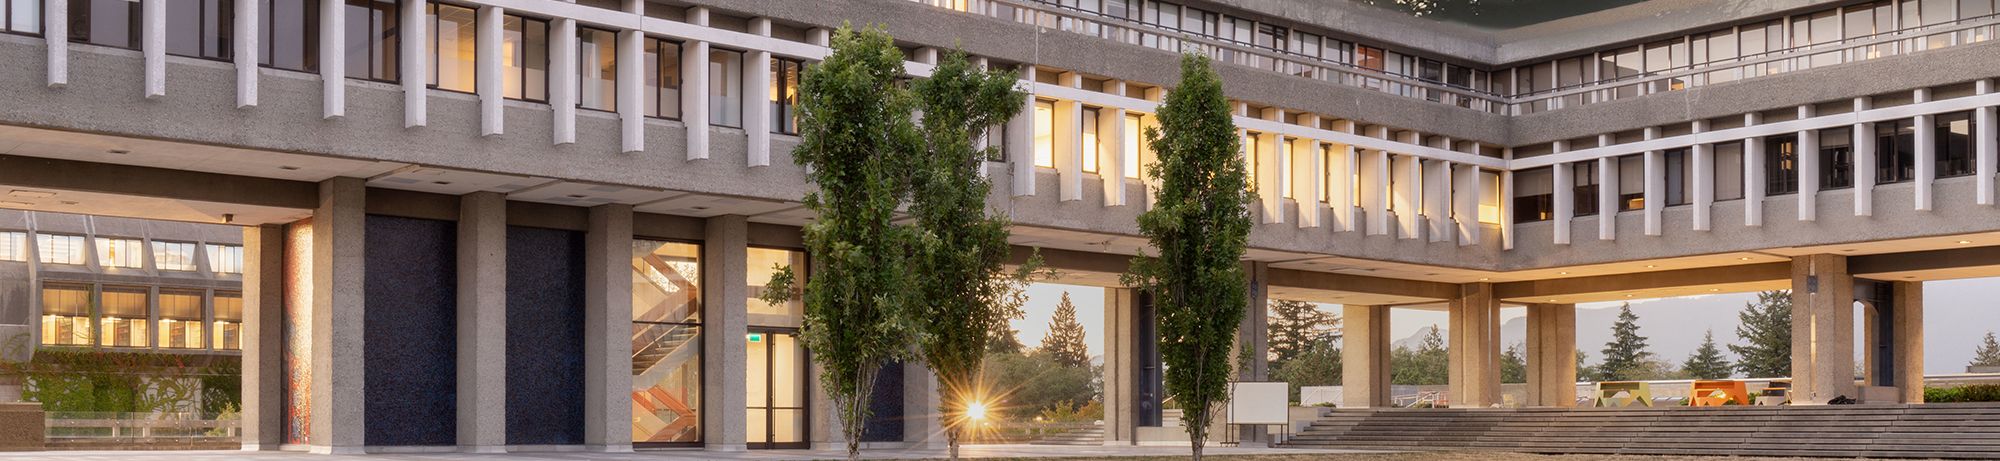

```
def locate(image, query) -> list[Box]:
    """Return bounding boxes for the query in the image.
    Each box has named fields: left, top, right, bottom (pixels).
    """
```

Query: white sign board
left=1228, top=381, right=1290, bottom=425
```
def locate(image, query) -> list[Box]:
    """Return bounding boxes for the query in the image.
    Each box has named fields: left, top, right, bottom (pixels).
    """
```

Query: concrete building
left=0, top=0, right=1992, bottom=454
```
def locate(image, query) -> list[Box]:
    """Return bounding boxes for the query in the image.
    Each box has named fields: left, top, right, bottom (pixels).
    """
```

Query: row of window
left=0, top=231, right=244, bottom=273
left=1508, top=0, right=2000, bottom=112
left=40, top=282, right=244, bottom=351
left=22, top=0, right=809, bottom=133
left=1511, top=111, right=1984, bottom=223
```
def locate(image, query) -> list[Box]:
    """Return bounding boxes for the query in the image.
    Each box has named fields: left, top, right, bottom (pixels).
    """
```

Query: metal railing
left=45, top=411, right=240, bottom=449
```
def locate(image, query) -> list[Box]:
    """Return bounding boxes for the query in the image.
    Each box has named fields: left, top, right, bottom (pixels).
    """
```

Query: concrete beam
left=1266, top=267, right=1459, bottom=301
left=0, top=156, right=317, bottom=211
left=1850, top=246, right=2000, bottom=276
left=1493, top=263, right=1791, bottom=301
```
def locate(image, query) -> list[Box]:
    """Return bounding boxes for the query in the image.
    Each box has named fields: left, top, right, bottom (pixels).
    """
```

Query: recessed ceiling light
left=1547, top=299, right=1558, bottom=302
left=1957, top=240, right=1973, bottom=245
left=1738, top=257, right=1751, bottom=261
left=432, top=181, right=453, bottom=185
left=1625, top=294, right=1633, bottom=298
left=107, top=149, right=130, bottom=154
left=567, top=194, right=587, bottom=199
left=278, top=165, right=301, bottom=171
left=1557, top=271, right=1569, bottom=275
left=0, top=200, right=32, bottom=207
left=1644, top=265, right=1656, bottom=268
left=1478, top=277, right=1490, bottom=281
left=690, top=206, right=709, bottom=211
left=1710, top=288, right=1720, bottom=292
left=8, top=190, right=55, bottom=198
left=58, top=201, right=77, bottom=205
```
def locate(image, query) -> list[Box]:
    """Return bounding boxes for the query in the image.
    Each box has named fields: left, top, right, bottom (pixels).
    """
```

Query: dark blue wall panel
left=363, top=215, right=458, bottom=446
left=863, top=361, right=904, bottom=442
left=506, top=226, right=587, bottom=445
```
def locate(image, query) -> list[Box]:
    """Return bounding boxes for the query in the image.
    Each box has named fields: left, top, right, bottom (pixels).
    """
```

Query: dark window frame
left=1766, top=135, right=1800, bottom=196
left=1936, top=111, right=1976, bottom=178
left=425, top=1, right=477, bottom=94
left=1, top=0, right=44, bottom=37
left=575, top=25, right=617, bottom=113
left=770, top=56, right=803, bottom=135
left=1878, top=119, right=1917, bottom=184
left=344, top=0, right=401, bottom=83
left=163, top=0, right=233, bottom=61
left=1572, top=162, right=1600, bottom=217
left=68, top=0, right=142, bottom=50
left=500, top=12, right=547, bottom=102
left=643, top=35, right=681, bottom=119
left=260, top=0, right=319, bottom=73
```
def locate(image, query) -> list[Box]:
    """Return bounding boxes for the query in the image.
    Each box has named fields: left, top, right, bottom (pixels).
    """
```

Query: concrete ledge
left=0, top=402, right=44, bottom=452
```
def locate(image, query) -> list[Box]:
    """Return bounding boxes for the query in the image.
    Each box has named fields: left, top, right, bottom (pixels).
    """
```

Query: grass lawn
left=915, top=454, right=1826, bottom=461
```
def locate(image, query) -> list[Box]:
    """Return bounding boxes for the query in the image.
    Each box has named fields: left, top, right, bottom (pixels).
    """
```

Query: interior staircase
left=1282, top=403, right=2000, bottom=459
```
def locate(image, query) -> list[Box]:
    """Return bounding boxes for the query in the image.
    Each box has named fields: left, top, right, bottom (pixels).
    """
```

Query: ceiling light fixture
left=278, top=165, right=301, bottom=171
left=1738, top=257, right=1752, bottom=261
left=8, top=190, right=56, bottom=198
left=107, top=149, right=130, bottom=154
left=0, top=200, right=33, bottom=207
left=1958, top=240, right=1973, bottom=245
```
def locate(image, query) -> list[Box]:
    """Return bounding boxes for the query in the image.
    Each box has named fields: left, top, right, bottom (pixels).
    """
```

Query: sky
left=1012, top=277, right=1999, bottom=375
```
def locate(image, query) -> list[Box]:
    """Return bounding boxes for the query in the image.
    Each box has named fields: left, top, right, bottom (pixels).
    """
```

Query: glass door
left=746, top=329, right=808, bottom=449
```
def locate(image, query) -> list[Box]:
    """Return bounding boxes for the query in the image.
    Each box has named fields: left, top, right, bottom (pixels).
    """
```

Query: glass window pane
left=578, top=27, right=616, bottom=111
left=40, top=283, right=93, bottom=346
left=96, top=237, right=145, bottom=269
left=8, top=0, right=43, bottom=34
left=153, top=241, right=198, bottom=271
left=37, top=234, right=86, bottom=265
left=214, top=292, right=243, bottom=350
left=647, top=38, right=681, bottom=119
left=632, top=323, right=701, bottom=443
left=206, top=244, right=243, bottom=273
left=632, top=240, right=700, bottom=324
left=1033, top=100, right=1055, bottom=167
left=1081, top=107, right=1099, bottom=173
left=1123, top=114, right=1142, bottom=179
left=345, top=0, right=398, bottom=81
left=100, top=286, right=149, bottom=348
left=72, top=0, right=142, bottom=49
left=746, top=247, right=803, bottom=328
left=262, top=0, right=320, bottom=72
left=430, top=3, right=476, bottom=92
left=159, top=289, right=205, bottom=349
left=0, top=231, right=26, bottom=262
left=709, top=49, right=742, bottom=127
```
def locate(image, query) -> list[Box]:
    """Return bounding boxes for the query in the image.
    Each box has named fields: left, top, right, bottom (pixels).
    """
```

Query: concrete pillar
left=1797, top=106, right=1819, bottom=222
left=476, top=6, right=504, bottom=136
left=455, top=192, right=506, bottom=452
left=902, top=361, right=942, bottom=448
left=1692, top=121, right=1713, bottom=230
left=550, top=18, right=577, bottom=144
left=745, top=19, right=774, bottom=166
left=1101, top=104, right=1129, bottom=207
left=1056, top=75, right=1084, bottom=202
left=1452, top=162, right=1480, bottom=245
left=240, top=225, right=285, bottom=450
left=1102, top=289, right=1139, bottom=444
left=1746, top=114, right=1766, bottom=226
left=142, top=0, right=164, bottom=98
left=618, top=28, right=646, bottom=153
left=1448, top=283, right=1501, bottom=408
left=1978, top=80, right=1998, bottom=205
left=309, top=177, right=365, bottom=454
left=1390, top=154, right=1421, bottom=239
left=1236, top=262, right=1269, bottom=446
left=1524, top=303, right=1576, bottom=407
left=43, top=0, right=66, bottom=87
left=1854, top=98, right=1877, bottom=216
left=1789, top=254, right=1855, bottom=405
left=234, top=0, right=260, bottom=107
left=1891, top=281, right=1924, bottom=403
left=1006, top=68, right=1037, bottom=197
left=702, top=215, right=749, bottom=451
left=1642, top=129, right=1662, bottom=236
left=1424, top=159, right=1451, bottom=242
left=319, top=0, right=344, bottom=118
left=399, top=0, right=425, bottom=127
left=1360, top=148, right=1391, bottom=236
left=681, top=8, right=711, bottom=159
left=1596, top=156, right=1617, bottom=241
left=1915, top=89, right=1935, bottom=211
left=1340, top=305, right=1391, bottom=408
left=1553, top=160, right=1573, bottom=245
left=583, top=204, right=635, bottom=452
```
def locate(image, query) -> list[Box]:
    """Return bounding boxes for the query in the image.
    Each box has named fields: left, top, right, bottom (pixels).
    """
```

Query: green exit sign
left=748, top=333, right=764, bottom=343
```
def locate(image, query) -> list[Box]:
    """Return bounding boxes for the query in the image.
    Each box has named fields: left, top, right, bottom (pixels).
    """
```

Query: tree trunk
left=1191, top=439, right=1205, bottom=461
left=947, top=426, right=960, bottom=459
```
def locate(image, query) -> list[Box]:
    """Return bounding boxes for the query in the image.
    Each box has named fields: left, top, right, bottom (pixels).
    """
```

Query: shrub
left=1925, top=384, right=2000, bottom=403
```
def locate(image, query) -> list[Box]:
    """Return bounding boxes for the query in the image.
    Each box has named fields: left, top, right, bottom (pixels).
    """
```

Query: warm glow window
left=96, top=237, right=144, bottom=269
left=158, top=289, right=205, bottom=349
left=427, top=2, right=477, bottom=93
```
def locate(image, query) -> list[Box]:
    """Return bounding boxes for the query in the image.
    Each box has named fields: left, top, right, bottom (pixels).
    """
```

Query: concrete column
left=1798, top=106, right=1820, bottom=222
left=1891, top=281, right=1924, bottom=403
left=1056, top=74, right=1084, bottom=202
left=1007, top=68, right=1037, bottom=197
left=1501, top=165, right=1516, bottom=250
left=1423, top=159, right=1450, bottom=242
left=1789, top=254, right=1855, bottom=406
left=234, top=0, right=260, bottom=107
left=1102, top=289, right=1138, bottom=444
left=1643, top=128, right=1663, bottom=236
left=44, top=0, right=67, bottom=87
left=319, top=0, right=344, bottom=118
left=1452, top=163, right=1480, bottom=245
left=1362, top=128, right=1392, bottom=236
left=455, top=192, right=506, bottom=452
left=1979, top=80, right=1997, bottom=205
left=745, top=20, right=774, bottom=166
left=1915, top=89, right=1935, bottom=211
left=1390, top=154, right=1421, bottom=239
left=1524, top=303, right=1576, bottom=408
left=240, top=225, right=285, bottom=450
left=618, top=28, right=646, bottom=153
left=1746, top=114, right=1766, bottom=226
left=1597, top=156, right=1617, bottom=241
left=1236, top=261, right=1270, bottom=446
left=399, top=0, right=425, bottom=127
left=682, top=10, right=711, bottom=159
left=1691, top=121, right=1713, bottom=230
left=550, top=18, right=577, bottom=144
left=142, top=0, right=164, bottom=98
left=1553, top=160, right=1573, bottom=245
left=1448, top=283, right=1501, bottom=408
left=1257, top=130, right=1284, bottom=224
left=309, top=177, right=365, bottom=454
left=1854, top=98, right=1876, bottom=216
left=902, top=361, right=942, bottom=448
left=583, top=205, right=635, bottom=452
left=701, top=215, right=749, bottom=451
left=1341, top=305, right=1391, bottom=408
left=1101, top=105, right=1129, bottom=206
left=1326, top=135, right=1355, bottom=232
left=476, top=6, right=504, bottom=136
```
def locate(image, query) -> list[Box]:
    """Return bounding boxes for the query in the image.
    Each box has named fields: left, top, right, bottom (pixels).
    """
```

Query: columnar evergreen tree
left=1268, top=299, right=1339, bottom=369
left=1121, top=53, right=1254, bottom=461
left=1040, top=292, right=1092, bottom=368
left=1595, top=304, right=1653, bottom=381
left=1681, top=329, right=1734, bottom=380
left=1731, top=290, right=1793, bottom=378
left=1501, top=342, right=1527, bottom=384
left=906, top=48, right=1033, bottom=459
left=1972, top=332, right=2000, bottom=368
left=987, top=324, right=1027, bottom=355
left=785, top=24, right=922, bottom=460
left=1271, top=340, right=1341, bottom=402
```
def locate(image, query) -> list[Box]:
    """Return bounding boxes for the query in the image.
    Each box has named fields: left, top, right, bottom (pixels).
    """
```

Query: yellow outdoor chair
left=1595, top=381, right=1654, bottom=407
left=1690, top=380, right=1749, bottom=406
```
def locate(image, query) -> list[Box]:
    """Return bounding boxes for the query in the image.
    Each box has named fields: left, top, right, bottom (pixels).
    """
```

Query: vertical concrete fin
left=550, top=18, right=578, bottom=144
left=399, top=0, right=426, bottom=128
left=44, top=0, right=67, bottom=87
left=320, top=0, right=345, bottom=119
left=143, top=0, right=165, bottom=98
left=234, top=0, right=261, bottom=108
left=477, top=6, right=505, bottom=136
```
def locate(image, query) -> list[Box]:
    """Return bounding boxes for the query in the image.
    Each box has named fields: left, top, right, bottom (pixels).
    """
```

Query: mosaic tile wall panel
left=282, top=218, right=314, bottom=446
left=362, top=215, right=458, bottom=446
left=505, top=226, right=587, bottom=445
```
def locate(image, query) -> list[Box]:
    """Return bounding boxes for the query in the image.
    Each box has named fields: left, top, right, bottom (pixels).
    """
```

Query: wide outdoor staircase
left=1282, top=403, right=2000, bottom=459
left=1030, top=425, right=1105, bottom=446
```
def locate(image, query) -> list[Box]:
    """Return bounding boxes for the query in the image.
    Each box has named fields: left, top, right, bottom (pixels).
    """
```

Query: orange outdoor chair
left=1690, top=380, right=1749, bottom=406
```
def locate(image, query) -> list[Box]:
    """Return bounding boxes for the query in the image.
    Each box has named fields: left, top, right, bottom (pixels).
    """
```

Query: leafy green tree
left=981, top=351, right=1097, bottom=419
left=1973, top=332, right=2000, bottom=368
left=1681, top=329, right=1734, bottom=380
left=1120, top=53, right=1254, bottom=461
left=1271, top=340, right=1341, bottom=402
left=906, top=48, right=1033, bottom=458
left=1268, top=300, right=1339, bottom=369
left=1595, top=304, right=1653, bottom=381
left=988, top=323, right=1027, bottom=355
left=1731, top=290, right=1793, bottom=378
left=1391, top=326, right=1449, bottom=385
left=784, top=24, right=923, bottom=459
left=1040, top=292, right=1092, bottom=368
left=1501, top=342, right=1527, bottom=384
left=1576, top=349, right=1598, bottom=382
